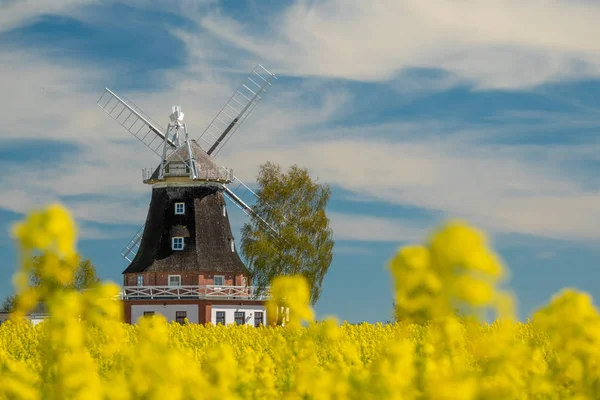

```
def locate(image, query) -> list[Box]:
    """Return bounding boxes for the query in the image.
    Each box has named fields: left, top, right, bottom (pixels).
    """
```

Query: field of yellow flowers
left=1, top=204, right=599, bottom=399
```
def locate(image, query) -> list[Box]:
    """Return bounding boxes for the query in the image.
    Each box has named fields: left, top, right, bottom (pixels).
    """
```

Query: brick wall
left=124, top=272, right=248, bottom=286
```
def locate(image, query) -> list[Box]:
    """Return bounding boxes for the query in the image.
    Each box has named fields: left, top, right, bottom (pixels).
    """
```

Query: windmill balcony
left=142, top=166, right=234, bottom=183
left=120, top=285, right=270, bottom=301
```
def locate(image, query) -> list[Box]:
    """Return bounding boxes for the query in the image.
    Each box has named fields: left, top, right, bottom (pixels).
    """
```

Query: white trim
left=131, top=305, right=198, bottom=324
left=211, top=305, right=267, bottom=326
left=168, top=275, right=181, bottom=287
left=174, top=202, right=185, bottom=214
left=213, top=275, right=225, bottom=286
left=223, top=205, right=227, bottom=216
left=152, top=182, right=225, bottom=189
left=172, top=237, right=184, bottom=250
left=121, top=285, right=270, bottom=300
left=230, top=239, right=235, bottom=252
left=215, top=310, right=226, bottom=325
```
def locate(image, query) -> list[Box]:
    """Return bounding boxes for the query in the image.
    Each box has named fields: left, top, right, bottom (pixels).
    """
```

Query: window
left=172, top=237, right=184, bottom=250
left=137, top=274, right=143, bottom=286
left=234, top=311, right=245, bottom=325
left=175, top=311, right=187, bottom=324
left=222, top=205, right=227, bottom=217
left=168, top=275, right=181, bottom=287
left=254, top=312, right=264, bottom=327
left=230, top=239, right=235, bottom=253
left=174, top=202, right=185, bottom=215
left=215, top=311, right=225, bottom=325
left=214, top=275, right=225, bottom=286
left=143, top=311, right=155, bottom=317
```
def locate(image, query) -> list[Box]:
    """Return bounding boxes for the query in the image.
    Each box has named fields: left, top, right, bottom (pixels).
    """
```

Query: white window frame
left=174, top=202, right=185, bottom=215
left=172, top=237, right=184, bottom=250
left=136, top=274, right=143, bottom=287
left=213, top=275, right=225, bottom=286
left=168, top=275, right=181, bottom=287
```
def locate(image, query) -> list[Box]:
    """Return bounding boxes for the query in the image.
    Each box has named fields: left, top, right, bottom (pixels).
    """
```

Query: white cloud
left=329, top=212, right=427, bottom=243
left=194, top=0, right=600, bottom=89
left=219, top=134, right=600, bottom=242
left=78, top=222, right=135, bottom=240
left=0, top=0, right=98, bottom=33
left=1, top=7, right=600, bottom=245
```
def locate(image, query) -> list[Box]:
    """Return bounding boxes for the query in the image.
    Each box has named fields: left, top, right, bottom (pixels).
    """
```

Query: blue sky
left=1, top=0, right=600, bottom=323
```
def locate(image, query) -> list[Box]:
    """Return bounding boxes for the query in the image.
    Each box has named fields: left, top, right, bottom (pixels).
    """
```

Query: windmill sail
left=197, top=64, right=276, bottom=156
left=97, top=88, right=176, bottom=157
left=121, top=224, right=145, bottom=263
left=223, top=174, right=278, bottom=235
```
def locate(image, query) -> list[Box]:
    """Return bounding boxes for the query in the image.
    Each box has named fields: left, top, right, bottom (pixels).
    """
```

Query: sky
left=1, top=0, right=600, bottom=323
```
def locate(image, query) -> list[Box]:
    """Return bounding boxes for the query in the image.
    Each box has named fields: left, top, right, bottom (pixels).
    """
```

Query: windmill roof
left=149, top=140, right=222, bottom=180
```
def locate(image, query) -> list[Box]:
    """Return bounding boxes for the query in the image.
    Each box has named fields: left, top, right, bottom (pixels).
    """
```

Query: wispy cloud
left=194, top=0, right=600, bottom=89
left=329, top=212, right=427, bottom=243
left=1, top=1, right=600, bottom=248
left=0, top=0, right=97, bottom=33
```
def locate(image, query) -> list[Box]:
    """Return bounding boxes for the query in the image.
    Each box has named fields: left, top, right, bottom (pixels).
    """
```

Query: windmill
left=97, top=64, right=277, bottom=326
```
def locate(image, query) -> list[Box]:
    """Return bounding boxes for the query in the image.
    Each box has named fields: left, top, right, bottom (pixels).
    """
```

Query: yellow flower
left=267, top=275, right=314, bottom=328
left=12, top=203, right=77, bottom=257
left=5, top=204, right=600, bottom=399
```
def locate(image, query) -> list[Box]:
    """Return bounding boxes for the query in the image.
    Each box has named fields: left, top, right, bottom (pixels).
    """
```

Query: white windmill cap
left=169, top=105, right=184, bottom=123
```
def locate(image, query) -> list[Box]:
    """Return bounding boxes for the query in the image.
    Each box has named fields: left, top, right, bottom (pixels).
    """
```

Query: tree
left=0, top=295, right=16, bottom=313
left=1, top=256, right=100, bottom=312
left=240, top=162, right=334, bottom=305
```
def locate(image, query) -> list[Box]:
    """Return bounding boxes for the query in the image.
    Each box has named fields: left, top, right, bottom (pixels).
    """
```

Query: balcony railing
left=142, top=166, right=233, bottom=183
left=121, top=285, right=270, bottom=300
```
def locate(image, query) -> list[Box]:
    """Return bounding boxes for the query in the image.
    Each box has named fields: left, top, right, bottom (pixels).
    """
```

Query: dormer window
left=175, top=202, right=185, bottom=215
left=172, top=237, right=184, bottom=250
left=230, top=239, right=235, bottom=253
left=222, top=205, right=226, bottom=217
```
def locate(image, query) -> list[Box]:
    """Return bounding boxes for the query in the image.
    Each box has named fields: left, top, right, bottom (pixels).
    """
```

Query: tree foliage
left=0, top=295, right=16, bottom=313
left=240, top=162, right=334, bottom=305
left=1, top=256, right=100, bottom=312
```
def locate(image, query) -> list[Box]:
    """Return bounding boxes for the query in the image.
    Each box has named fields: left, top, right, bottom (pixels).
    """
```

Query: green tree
left=1, top=256, right=100, bottom=312
left=240, top=162, right=334, bottom=305
left=0, top=295, right=16, bottom=313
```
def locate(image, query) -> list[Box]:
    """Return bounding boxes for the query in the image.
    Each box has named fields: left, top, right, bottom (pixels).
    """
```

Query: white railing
left=142, top=166, right=233, bottom=183
left=121, top=285, right=270, bottom=300
left=142, top=168, right=153, bottom=181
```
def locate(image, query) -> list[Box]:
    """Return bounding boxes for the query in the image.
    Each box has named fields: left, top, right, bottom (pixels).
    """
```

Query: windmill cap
left=169, top=105, right=184, bottom=123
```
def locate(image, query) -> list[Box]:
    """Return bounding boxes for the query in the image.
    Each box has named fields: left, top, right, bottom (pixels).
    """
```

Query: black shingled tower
left=123, top=140, right=249, bottom=277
